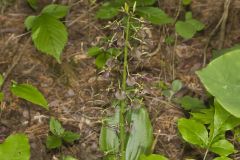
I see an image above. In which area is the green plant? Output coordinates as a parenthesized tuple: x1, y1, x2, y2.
(25, 3, 69, 63)
(139, 154, 168, 160)
(46, 117, 80, 149)
(0, 134, 30, 160)
(162, 79, 183, 101)
(61, 155, 78, 160)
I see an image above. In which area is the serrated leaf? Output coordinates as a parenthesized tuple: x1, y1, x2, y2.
(136, 7, 173, 25)
(95, 53, 111, 68)
(125, 107, 153, 160)
(87, 46, 101, 57)
(24, 16, 36, 31)
(178, 118, 208, 147)
(175, 21, 196, 39)
(62, 131, 80, 143)
(196, 50, 240, 118)
(210, 139, 235, 156)
(46, 135, 62, 149)
(27, 0, 37, 10)
(96, 3, 120, 20)
(99, 107, 119, 160)
(31, 14, 68, 63)
(11, 83, 48, 109)
(177, 96, 205, 110)
(49, 117, 65, 136)
(0, 134, 30, 160)
(139, 154, 168, 160)
(42, 4, 69, 19)
(171, 80, 182, 92)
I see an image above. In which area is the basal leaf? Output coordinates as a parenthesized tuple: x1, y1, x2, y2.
(139, 154, 168, 160)
(196, 50, 240, 117)
(0, 134, 30, 160)
(190, 107, 214, 124)
(186, 19, 204, 31)
(62, 131, 80, 143)
(175, 21, 196, 39)
(87, 46, 102, 57)
(171, 80, 182, 92)
(42, 4, 69, 19)
(95, 53, 111, 68)
(31, 14, 68, 63)
(11, 83, 48, 109)
(178, 118, 208, 147)
(96, 3, 120, 20)
(46, 135, 62, 149)
(49, 117, 65, 136)
(125, 107, 153, 160)
(177, 96, 205, 110)
(24, 16, 37, 31)
(136, 7, 174, 25)
(99, 107, 120, 160)
(210, 139, 235, 156)
(213, 157, 232, 160)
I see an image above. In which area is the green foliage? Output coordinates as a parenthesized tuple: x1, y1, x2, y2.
(197, 49, 240, 117)
(0, 74, 4, 101)
(175, 12, 204, 39)
(25, 4, 69, 63)
(88, 47, 120, 68)
(0, 134, 30, 160)
(162, 80, 183, 100)
(177, 96, 205, 110)
(178, 101, 240, 158)
(10, 82, 48, 109)
(182, 0, 192, 6)
(213, 157, 233, 160)
(139, 154, 168, 160)
(27, 0, 37, 10)
(125, 107, 153, 160)
(62, 156, 78, 160)
(46, 117, 80, 149)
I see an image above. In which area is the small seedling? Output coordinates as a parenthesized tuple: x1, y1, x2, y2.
(46, 117, 80, 149)
(162, 79, 183, 101)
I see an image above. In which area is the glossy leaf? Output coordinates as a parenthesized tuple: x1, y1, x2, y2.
(11, 83, 48, 109)
(46, 135, 62, 149)
(125, 107, 153, 160)
(178, 118, 208, 147)
(177, 96, 205, 110)
(31, 14, 68, 62)
(0, 134, 30, 160)
(42, 4, 69, 19)
(136, 7, 173, 25)
(210, 139, 235, 156)
(62, 131, 80, 143)
(99, 107, 120, 159)
(49, 117, 65, 136)
(139, 154, 168, 160)
(197, 50, 240, 117)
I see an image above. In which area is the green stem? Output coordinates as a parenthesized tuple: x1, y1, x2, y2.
(119, 15, 131, 160)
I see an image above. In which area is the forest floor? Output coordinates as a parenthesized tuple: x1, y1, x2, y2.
(0, 0, 240, 160)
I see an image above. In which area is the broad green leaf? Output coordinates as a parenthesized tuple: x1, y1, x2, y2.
(0, 134, 30, 160)
(175, 21, 196, 39)
(96, 3, 120, 19)
(42, 4, 69, 19)
(185, 12, 192, 20)
(49, 117, 65, 136)
(209, 102, 240, 143)
(125, 107, 153, 160)
(24, 16, 36, 31)
(139, 154, 168, 160)
(62, 156, 78, 160)
(182, 0, 192, 5)
(87, 46, 101, 57)
(99, 107, 119, 160)
(186, 19, 204, 31)
(31, 14, 68, 63)
(27, 0, 37, 10)
(210, 139, 235, 156)
(178, 118, 208, 147)
(213, 157, 232, 160)
(190, 107, 214, 124)
(62, 131, 80, 143)
(197, 50, 240, 117)
(130, 0, 156, 6)
(177, 96, 205, 110)
(11, 83, 48, 109)
(171, 80, 182, 92)
(46, 135, 62, 149)
(136, 7, 174, 25)
(212, 45, 240, 60)
(0, 74, 3, 87)
(95, 53, 111, 68)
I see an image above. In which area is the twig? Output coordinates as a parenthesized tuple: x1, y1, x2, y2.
(0, 37, 31, 91)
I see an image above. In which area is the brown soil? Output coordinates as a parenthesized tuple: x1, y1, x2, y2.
(0, 0, 240, 160)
